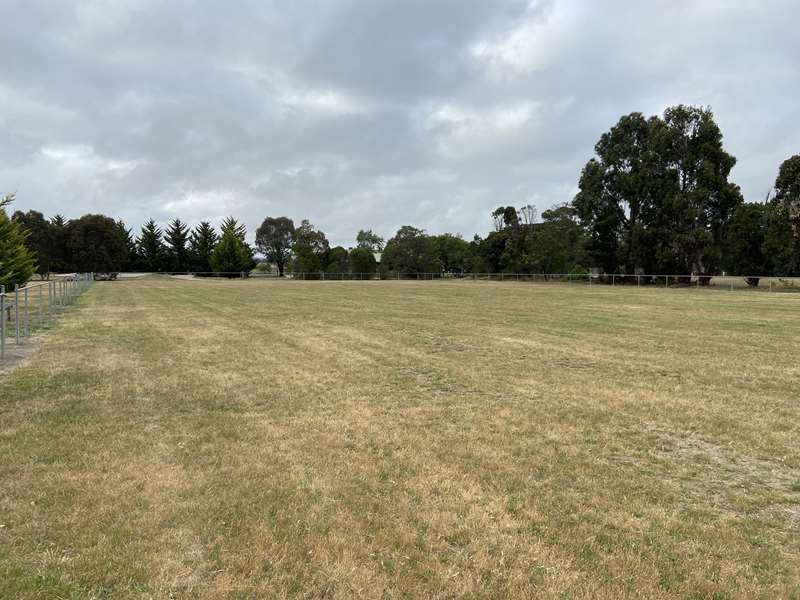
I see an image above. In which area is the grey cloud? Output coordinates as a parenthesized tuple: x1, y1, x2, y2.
(2, 0, 798, 247)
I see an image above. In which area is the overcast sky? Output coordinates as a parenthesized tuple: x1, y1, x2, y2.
(2, 0, 798, 246)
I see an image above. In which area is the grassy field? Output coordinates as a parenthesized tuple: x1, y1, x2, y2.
(1, 277, 799, 598)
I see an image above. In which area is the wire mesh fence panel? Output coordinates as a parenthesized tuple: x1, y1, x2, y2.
(0, 273, 94, 362)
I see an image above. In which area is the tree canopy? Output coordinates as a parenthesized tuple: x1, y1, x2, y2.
(137, 219, 166, 272)
(0, 194, 36, 288)
(381, 226, 440, 274)
(190, 221, 218, 272)
(65, 214, 127, 273)
(255, 217, 294, 276)
(165, 218, 191, 272)
(356, 229, 385, 252)
(292, 219, 329, 273)
(211, 219, 253, 274)
(574, 106, 742, 276)
(12, 209, 54, 278)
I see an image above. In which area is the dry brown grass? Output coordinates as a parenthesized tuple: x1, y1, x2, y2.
(1, 276, 799, 598)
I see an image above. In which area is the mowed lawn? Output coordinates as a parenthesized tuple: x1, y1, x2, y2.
(1, 278, 799, 599)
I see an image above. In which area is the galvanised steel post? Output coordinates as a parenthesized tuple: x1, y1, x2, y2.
(38, 283, 43, 324)
(24, 286, 29, 337)
(15, 284, 20, 345)
(1, 285, 5, 359)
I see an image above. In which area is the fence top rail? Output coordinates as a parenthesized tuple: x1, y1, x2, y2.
(19, 281, 51, 291)
(0, 274, 94, 295)
(109, 270, 800, 278)
(97, 271, 800, 284)
(285, 272, 798, 279)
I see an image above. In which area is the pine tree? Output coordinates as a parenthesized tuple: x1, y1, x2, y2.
(211, 217, 254, 275)
(137, 219, 165, 272)
(116, 220, 137, 271)
(50, 214, 69, 273)
(220, 217, 254, 268)
(0, 194, 36, 288)
(164, 218, 190, 272)
(220, 216, 247, 242)
(189, 221, 218, 272)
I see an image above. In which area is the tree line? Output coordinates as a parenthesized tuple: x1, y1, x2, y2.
(2, 104, 798, 288)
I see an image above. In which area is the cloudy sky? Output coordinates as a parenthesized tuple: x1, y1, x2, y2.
(2, 0, 798, 246)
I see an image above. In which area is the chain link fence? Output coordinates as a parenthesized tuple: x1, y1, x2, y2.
(0, 273, 94, 361)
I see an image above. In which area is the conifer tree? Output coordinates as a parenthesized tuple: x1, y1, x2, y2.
(220, 216, 247, 242)
(137, 219, 165, 272)
(165, 218, 190, 272)
(211, 217, 254, 274)
(50, 214, 69, 273)
(189, 221, 218, 272)
(116, 220, 137, 271)
(0, 194, 36, 288)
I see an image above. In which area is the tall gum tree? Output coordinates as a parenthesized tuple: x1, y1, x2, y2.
(573, 105, 742, 276)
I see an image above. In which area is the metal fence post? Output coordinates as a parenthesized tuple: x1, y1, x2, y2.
(14, 284, 20, 345)
(38, 283, 43, 324)
(1, 286, 5, 359)
(24, 286, 29, 337)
